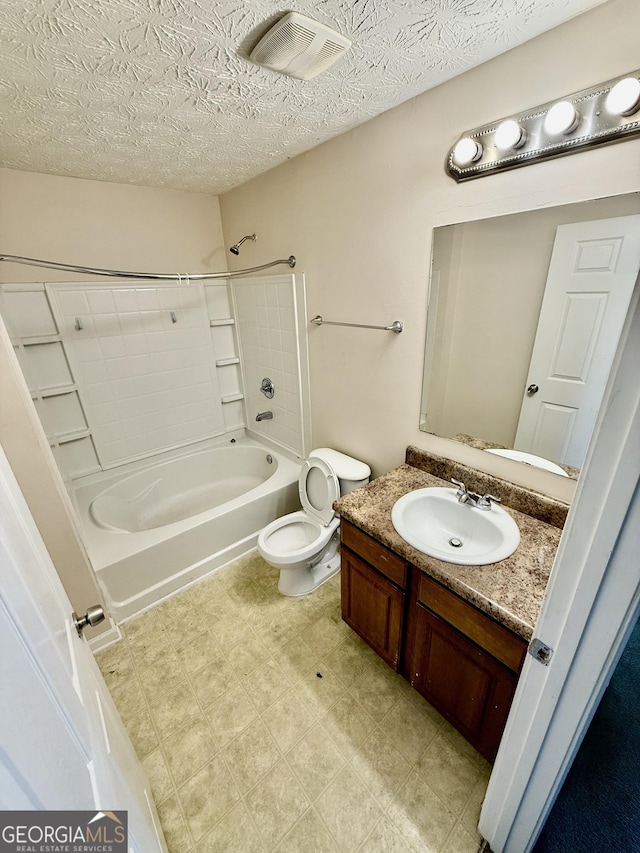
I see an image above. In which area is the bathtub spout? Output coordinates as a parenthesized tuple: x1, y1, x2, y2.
(256, 411, 273, 421)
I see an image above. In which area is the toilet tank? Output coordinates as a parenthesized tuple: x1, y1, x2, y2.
(309, 448, 371, 496)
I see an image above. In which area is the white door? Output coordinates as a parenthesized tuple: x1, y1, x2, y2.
(480, 250, 640, 853)
(514, 215, 640, 468)
(0, 445, 167, 852)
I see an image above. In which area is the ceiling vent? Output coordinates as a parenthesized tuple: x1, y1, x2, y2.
(250, 12, 351, 81)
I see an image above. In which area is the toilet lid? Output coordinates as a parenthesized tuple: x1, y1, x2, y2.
(299, 457, 340, 527)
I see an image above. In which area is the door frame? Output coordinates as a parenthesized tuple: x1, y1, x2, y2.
(479, 272, 640, 851)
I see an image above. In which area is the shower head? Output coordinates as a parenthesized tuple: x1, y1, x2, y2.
(229, 234, 256, 255)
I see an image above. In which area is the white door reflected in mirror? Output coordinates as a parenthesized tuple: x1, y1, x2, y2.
(514, 216, 640, 469)
(420, 195, 640, 476)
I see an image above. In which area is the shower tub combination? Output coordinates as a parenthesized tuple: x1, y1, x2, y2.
(73, 436, 301, 622)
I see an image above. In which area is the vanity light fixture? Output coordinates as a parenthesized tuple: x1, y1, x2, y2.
(605, 76, 640, 116)
(446, 69, 640, 181)
(452, 137, 483, 165)
(494, 119, 526, 151)
(543, 101, 580, 136)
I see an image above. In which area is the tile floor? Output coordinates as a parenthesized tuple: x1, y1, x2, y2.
(96, 551, 490, 853)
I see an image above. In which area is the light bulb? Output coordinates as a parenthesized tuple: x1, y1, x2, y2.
(494, 120, 526, 151)
(452, 137, 483, 166)
(543, 101, 580, 136)
(605, 77, 640, 116)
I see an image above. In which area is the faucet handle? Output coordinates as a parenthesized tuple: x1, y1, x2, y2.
(451, 478, 470, 503)
(478, 494, 501, 510)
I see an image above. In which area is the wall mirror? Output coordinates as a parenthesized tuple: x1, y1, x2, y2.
(420, 193, 640, 478)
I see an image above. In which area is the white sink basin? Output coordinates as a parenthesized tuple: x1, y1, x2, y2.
(391, 487, 520, 565)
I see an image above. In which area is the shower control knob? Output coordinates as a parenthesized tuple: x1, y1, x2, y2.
(260, 377, 275, 398)
(527, 384, 539, 395)
(72, 605, 106, 637)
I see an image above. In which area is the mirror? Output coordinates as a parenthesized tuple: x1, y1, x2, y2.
(420, 194, 640, 477)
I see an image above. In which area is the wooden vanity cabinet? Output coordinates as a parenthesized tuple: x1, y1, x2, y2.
(340, 520, 407, 670)
(409, 574, 527, 762)
(340, 520, 528, 763)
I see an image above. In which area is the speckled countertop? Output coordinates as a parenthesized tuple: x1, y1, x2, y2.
(335, 463, 563, 641)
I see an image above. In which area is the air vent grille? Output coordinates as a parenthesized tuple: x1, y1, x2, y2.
(303, 40, 348, 79)
(251, 21, 315, 70)
(250, 12, 351, 81)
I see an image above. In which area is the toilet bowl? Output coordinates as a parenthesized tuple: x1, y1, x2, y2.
(257, 448, 370, 596)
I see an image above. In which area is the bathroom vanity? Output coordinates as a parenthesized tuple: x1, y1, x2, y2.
(336, 447, 566, 762)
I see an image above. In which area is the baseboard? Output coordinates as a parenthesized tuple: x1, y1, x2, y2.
(88, 622, 122, 652)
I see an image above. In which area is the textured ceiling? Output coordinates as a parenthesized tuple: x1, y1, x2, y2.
(0, 0, 605, 195)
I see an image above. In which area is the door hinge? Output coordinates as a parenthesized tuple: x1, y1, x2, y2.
(528, 637, 554, 665)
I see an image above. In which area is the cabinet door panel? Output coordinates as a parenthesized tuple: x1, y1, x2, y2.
(341, 548, 404, 670)
(423, 621, 492, 736)
(411, 604, 518, 762)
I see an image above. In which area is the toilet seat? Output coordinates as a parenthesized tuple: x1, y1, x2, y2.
(257, 511, 339, 566)
(258, 457, 341, 571)
(299, 456, 340, 526)
(257, 448, 368, 596)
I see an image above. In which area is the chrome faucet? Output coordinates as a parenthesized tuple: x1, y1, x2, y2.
(451, 478, 473, 504)
(451, 478, 501, 511)
(256, 411, 273, 421)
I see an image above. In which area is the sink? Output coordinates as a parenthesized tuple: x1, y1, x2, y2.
(391, 487, 520, 565)
(485, 448, 568, 477)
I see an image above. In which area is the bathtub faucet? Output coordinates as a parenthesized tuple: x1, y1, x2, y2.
(256, 411, 273, 421)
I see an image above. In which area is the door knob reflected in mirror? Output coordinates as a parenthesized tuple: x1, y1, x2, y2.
(527, 384, 539, 395)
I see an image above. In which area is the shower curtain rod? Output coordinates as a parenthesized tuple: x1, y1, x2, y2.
(0, 253, 296, 281)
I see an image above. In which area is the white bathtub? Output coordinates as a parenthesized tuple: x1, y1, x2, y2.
(73, 436, 301, 622)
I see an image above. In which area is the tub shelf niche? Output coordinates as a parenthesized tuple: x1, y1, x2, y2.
(54, 427, 93, 445)
(1, 284, 100, 480)
(31, 383, 78, 400)
(221, 394, 244, 432)
(206, 282, 245, 430)
(19, 333, 63, 346)
(50, 432, 101, 480)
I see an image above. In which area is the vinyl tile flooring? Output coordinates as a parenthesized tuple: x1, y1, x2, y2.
(95, 552, 490, 853)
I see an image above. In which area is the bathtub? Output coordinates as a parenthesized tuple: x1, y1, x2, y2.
(72, 436, 301, 622)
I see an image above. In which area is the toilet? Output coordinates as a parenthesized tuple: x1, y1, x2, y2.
(257, 448, 370, 596)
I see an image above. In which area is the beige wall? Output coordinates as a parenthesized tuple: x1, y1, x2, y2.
(220, 0, 640, 502)
(430, 194, 640, 446)
(0, 168, 225, 283)
(0, 169, 224, 632)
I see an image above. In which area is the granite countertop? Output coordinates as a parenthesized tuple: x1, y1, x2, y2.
(335, 463, 562, 641)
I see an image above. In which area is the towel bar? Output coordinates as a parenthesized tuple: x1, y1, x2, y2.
(311, 315, 403, 334)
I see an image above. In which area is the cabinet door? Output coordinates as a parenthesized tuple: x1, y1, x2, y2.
(341, 548, 404, 670)
(411, 604, 518, 762)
